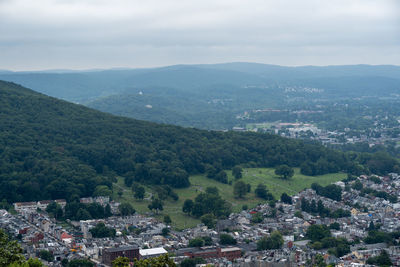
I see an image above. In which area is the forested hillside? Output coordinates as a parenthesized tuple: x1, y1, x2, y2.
(0, 81, 397, 203)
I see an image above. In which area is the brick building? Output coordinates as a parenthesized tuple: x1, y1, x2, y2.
(219, 247, 242, 261)
(102, 245, 139, 266)
(184, 246, 242, 261)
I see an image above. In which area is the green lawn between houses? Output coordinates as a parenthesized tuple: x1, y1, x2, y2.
(113, 168, 345, 230)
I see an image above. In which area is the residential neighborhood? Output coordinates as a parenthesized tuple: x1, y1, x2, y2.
(2, 172, 400, 266)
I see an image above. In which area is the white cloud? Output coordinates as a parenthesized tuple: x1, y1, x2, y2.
(0, 0, 398, 70)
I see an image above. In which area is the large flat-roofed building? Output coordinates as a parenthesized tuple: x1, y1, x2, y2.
(219, 247, 242, 261)
(14, 199, 66, 212)
(184, 246, 242, 261)
(102, 245, 139, 266)
(14, 202, 37, 212)
(139, 247, 168, 259)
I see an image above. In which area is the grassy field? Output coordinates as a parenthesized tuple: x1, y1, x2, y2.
(246, 122, 274, 130)
(113, 168, 345, 230)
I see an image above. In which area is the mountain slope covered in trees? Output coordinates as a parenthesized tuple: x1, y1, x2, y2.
(0, 81, 397, 203)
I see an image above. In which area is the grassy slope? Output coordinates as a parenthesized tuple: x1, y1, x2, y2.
(113, 168, 345, 229)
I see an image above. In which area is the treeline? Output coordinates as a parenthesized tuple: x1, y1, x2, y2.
(0, 81, 398, 203)
(364, 230, 400, 245)
(300, 199, 350, 218)
(306, 224, 350, 257)
(46, 201, 113, 221)
(350, 178, 397, 203)
(360, 188, 397, 203)
(182, 187, 231, 219)
(311, 183, 342, 201)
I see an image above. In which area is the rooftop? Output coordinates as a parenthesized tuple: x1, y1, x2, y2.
(104, 245, 139, 253)
(139, 247, 167, 256)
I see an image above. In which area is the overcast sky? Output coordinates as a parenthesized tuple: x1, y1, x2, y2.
(0, 0, 399, 70)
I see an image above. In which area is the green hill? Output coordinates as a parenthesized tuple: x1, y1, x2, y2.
(0, 81, 397, 204)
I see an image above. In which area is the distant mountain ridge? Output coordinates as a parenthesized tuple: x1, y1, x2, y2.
(0, 63, 399, 129)
(1, 63, 399, 101)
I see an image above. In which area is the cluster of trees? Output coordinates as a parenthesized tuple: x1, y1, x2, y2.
(363, 230, 400, 245)
(39, 250, 53, 262)
(47, 201, 112, 221)
(153, 185, 179, 201)
(182, 187, 231, 220)
(89, 222, 116, 238)
(0, 229, 45, 266)
(206, 166, 228, 184)
(306, 224, 332, 242)
(1, 81, 385, 204)
(360, 187, 397, 203)
(300, 198, 350, 218)
(188, 236, 213, 247)
(366, 250, 392, 266)
(233, 181, 251, 199)
(257, 231, 284, 250)
(200, 213, 216, 228)
(47, 200, 136, 220)
(351, 180, 363, 191)
(311, 237, 350, 258)
(311, 183, 342, 201)
(45, 202, 64, 219)
(180, 257, 206, 267)
(368, 176, 382, 184)
(254, 184, 274, 200)
(300, 159, 342, 176)
(251, 212, 264, 223)
(63, 259, 94, 267)
(358, 151, 400, 176)
(348, 178, 397, 202)
(111, 254, 176, 267)
(219, 234, 237, 245)
(232, 166, 243, 179)
(119, 203, 136, 216)
(329, 222, 340, 230)
(148, 198, 163, 213)
(132, 183, 145, 200)
(306, 224, 350, 257)
(280, 193, 292, 204)
(275, 165, 294, 179)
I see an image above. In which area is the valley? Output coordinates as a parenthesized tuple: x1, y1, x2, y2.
(0, 66, 399, 266)
(2, 0, 399, 265)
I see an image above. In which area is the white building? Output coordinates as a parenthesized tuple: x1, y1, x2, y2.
(139, 247, 168, 259)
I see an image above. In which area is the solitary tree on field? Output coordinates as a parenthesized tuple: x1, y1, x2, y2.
(133, 185, 145, 200)
(182, 199, 194, 214)
(232, 166, 243, 179)
(148, 198, 163, 213)
(275, 165, 294, 179)
(233, 181, 247, 199)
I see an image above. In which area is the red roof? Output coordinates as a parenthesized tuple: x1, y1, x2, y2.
(61, 232, 73, 239)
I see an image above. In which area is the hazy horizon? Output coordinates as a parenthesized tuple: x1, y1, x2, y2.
(2, 62, 400, 73)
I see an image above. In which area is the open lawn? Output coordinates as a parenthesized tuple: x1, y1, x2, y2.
(113, 168, 345, 230)
(246, 122, 274, 130)
(112, 177, 201, 230)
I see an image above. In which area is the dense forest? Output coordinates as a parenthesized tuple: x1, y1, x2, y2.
(0, 81, 398, 203)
